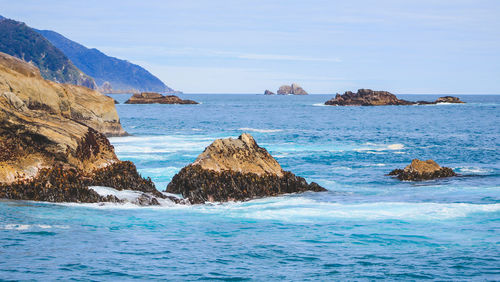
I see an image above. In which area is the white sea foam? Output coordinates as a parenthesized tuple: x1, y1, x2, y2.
(200, 198, 500, 222)
(312, 103, 328, 107)
(88, 186, 180, 208)
(455, 166, 493, 174)
(355, 143, 405, 153)
(238, 128, 283, 133)
(2, 224, 69, 230)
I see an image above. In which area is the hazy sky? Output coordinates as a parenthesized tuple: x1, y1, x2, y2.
(1, 0, 499, 93)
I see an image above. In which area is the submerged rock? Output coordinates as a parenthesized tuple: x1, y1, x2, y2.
(389, 159, 456, 181)
(277, 83, 308, 95)
(124, 92, 198, 104)
(264, 90, 275, 95)
(166, 133, 326, 204)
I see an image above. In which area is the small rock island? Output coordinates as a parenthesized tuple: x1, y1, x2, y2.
(125, 92, 198, 104)
(166, 133, 326, 204)
(264, 83, 308, 95)
(389, 159, 457, 181)
(324, 89, 465, 106)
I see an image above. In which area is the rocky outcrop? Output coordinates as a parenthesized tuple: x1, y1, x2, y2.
(389, 159, 456, 181)
(325, 89, 414, 106)
(0, 52, 172, 205)
(277, 83, 308, 95)
(264, 90, 275, 95)
(166, 133, 326, 204)
(124, 92, 198, 104)
(0, 52, 126, 136)
(325, 89, 465, 106)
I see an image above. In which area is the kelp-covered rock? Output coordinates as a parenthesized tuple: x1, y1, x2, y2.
(124, 92, 198, 104)
(389, 159, 456, 181)
(324, 89, 465, 106)
(325, 89, 414, 106)
(166, 133, 325, 204)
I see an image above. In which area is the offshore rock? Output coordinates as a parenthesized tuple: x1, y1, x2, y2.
(324, 89, 465, 106)
(124, 92, 198, 104)
(389, 159, 456, 181)
(264, 90, 275, 95)
(325, 89, 414, 106)
(166, 133, 326, 204)
(277, 83, 308, 95)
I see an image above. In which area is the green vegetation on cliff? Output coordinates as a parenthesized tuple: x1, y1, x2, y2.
(36, 29, 176, 93)
(0, 17, 96, 89)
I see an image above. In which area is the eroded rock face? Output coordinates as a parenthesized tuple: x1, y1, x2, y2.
(166, 133, 326, 204)
(325, 89, 414, 106)
(277, 83, 308, 95)
(124, 92, 198, 104)
(264, 90, 275, 95)
(389, 159, 456, 181)
(0, 52, 126, 136)
(0, 52, 164, 205)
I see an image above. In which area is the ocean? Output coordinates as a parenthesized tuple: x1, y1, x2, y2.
(1, 94, 499, 280)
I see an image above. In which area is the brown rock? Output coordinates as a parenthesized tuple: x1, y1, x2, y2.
(325, 89, 414, 106)
(124, 92, 198, 104)
(434, 96, 465, 104)
(0, 52, 126, 136)
(166, 133, 326, 204)
(389, 159, 457, 181)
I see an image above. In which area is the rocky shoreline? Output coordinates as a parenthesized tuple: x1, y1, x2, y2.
(325, 89, 465, 106)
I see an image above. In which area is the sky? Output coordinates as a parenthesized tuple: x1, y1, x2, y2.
(1, 0, 499, 94)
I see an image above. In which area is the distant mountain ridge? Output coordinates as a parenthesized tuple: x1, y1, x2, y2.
(0, 17, 96, 89)
(36, 29, 176, 93)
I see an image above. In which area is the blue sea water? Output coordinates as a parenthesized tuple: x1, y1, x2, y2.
(1, 94, 499, 280)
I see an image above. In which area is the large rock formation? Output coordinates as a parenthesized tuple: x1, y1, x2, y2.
(0, 52, 169, 204)
(325, 89, 414, 106)
(166, 133, 326, 204)
(277, 83, 308, 95)
(325, 89, 465, 106)
(125, 92, 198, 104)
(0, 52, 126, 136)
(389, 159, 456, 181)
(0, 17, 97, 89)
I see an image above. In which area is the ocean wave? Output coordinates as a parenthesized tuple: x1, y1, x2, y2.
(312, 103, 328, 107)
(355, 143, 405, 152)
(203, 198, 500, 222)
(455, 166, 493, 175)
(2, 224, 69, 230)
(238, 128, 283, 133)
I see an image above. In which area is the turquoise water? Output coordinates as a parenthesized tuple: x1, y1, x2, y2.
(1, 94, 499, 280)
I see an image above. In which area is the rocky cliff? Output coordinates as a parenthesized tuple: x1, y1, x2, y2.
(389, 159, 456, 181)
(124, 92, 198, 104)
(277, 83, 308, 95)
(0, 17, 97, 89)
(0, 52, 126, 136)
(0, 52, 165, 204)
(166, 133, 325, 204)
